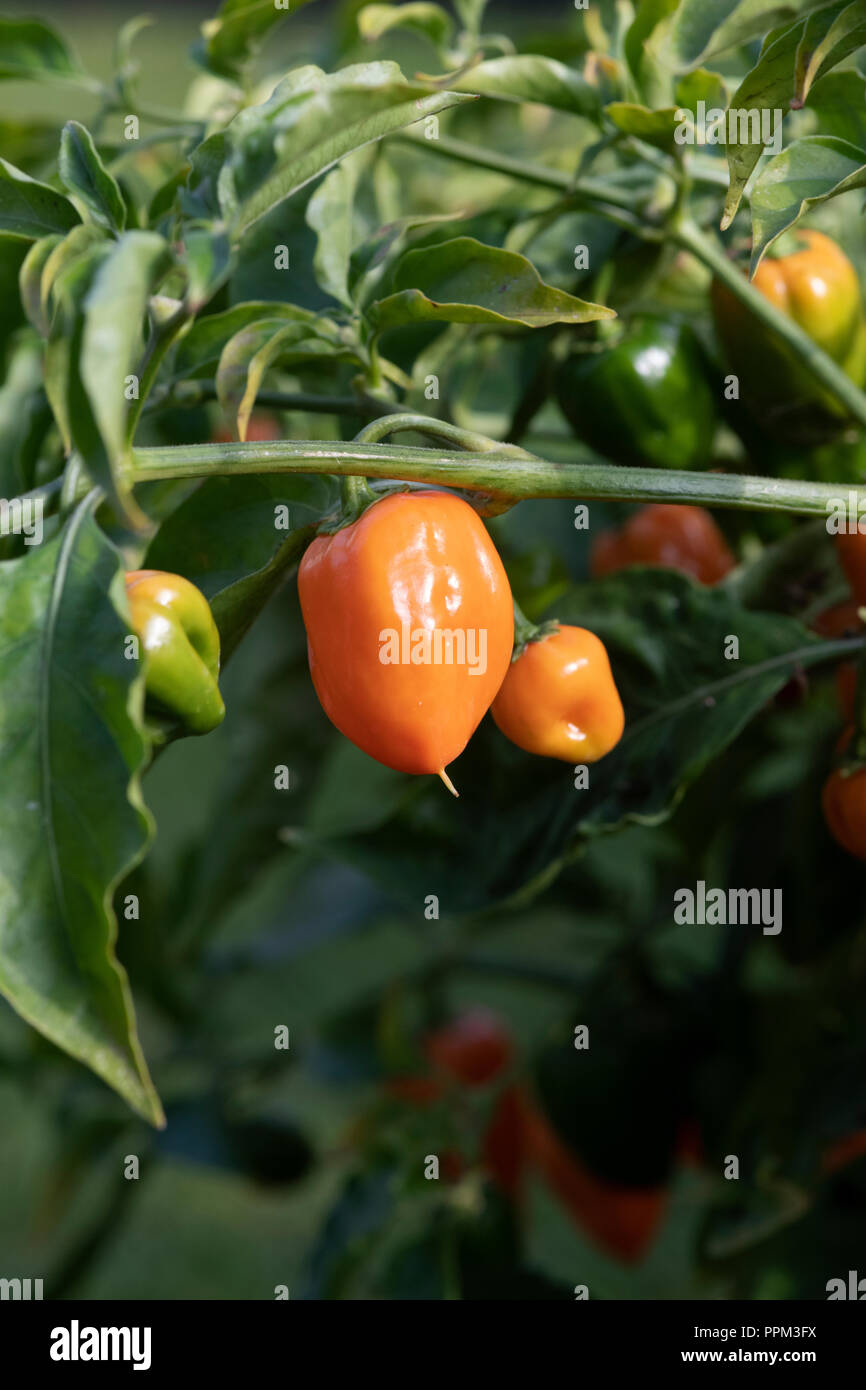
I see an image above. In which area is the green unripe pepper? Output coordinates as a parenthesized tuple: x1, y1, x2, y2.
(555, 316, 717, 470)
(125, 569, 225, 735)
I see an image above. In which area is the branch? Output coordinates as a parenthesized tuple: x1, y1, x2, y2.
(129, 437, 866, 519)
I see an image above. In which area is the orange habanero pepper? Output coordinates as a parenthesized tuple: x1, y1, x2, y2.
(298, 491, 513, 786)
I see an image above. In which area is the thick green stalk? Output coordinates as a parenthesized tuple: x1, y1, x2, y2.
(129, 438, 866, 519)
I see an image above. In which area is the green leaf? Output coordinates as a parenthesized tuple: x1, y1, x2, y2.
(43, 236, 112, 455)
(0, 336, 46, 496)
(221, 62, 476, 237)
(193, 0, 307, 81)
(806, 67, 866, 145)
(306, 150, 373, 309)
(76, 232, 172, 527)
(18, 234, 62, 337)
(0, 498, 162, 1124)
(605, 102, 681, 148)
(623, 0, 680, 109)
(750, 134, 866, 269)
(145, 473, 337, 663)
(0, 158, 80, 241)
(358, 3, 455, 48)
(669, 0, 835, 68)
(453, 0, 489, 32)
(369, 236, 615, 330)
(449, 55, 599, 118)
(181, 224, 233, 308)
(214, 313, 347, 438)
(675, 67, 729, 113)
(172, 301, 327, 381)
(555, 572, 827, 837)
(0, 17, 81, 80)
(721, 12, 838, 228)
(348, 210, 463, 308)
(59, 121, 126, 234)
(793, 0, 866, 104)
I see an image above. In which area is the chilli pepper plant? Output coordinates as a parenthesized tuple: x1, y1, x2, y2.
(3, 0, 866, 1303)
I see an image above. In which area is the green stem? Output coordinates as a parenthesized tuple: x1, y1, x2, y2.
(512, 598, 538, 647)
(128, 437, 866, 519)
(128, 304, 193, 444)
(354, 411, 532, 457)
(339, 473, 378, 523)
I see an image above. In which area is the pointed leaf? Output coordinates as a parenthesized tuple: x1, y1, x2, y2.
(669, 0, 834, 69)
(0, 157, 80, 240)
(750, 134, 866, 269)
(720, 13, 836, 228)
(78, 231, 173, 524)
(222, 62, 476, 236)
(59, 121, 126, 234)
(172, 300, 330, 381)
(369, 236, 615, 330)
(358, 3, 455, 47)
(449, 55, 599, 117)
(215, 316, 354, 437)
(306, 151, 372, 309)
(193, 0, 311, 81)
(0, 498, 162, 1124)
(794, 0, 866, 104)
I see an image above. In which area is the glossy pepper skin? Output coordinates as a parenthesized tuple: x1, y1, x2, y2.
(492, 624, 624, 763)
(822, 765, 866, 860)
(555, 316, 716, 470)
(591, 504, 734, 586)
(298, 491, 513, 778)
(125, 570, 225, 735)
(711, 230, 866, 438)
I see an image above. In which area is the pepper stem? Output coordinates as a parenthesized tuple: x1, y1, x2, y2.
(511, 599, 559, 659)
(438, 769, 459, 797)
(339, 473, 378, 525)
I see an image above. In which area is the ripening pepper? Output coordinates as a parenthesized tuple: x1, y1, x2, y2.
(590, 504, 734, 586)
(822, 763, 866, 860)
(492, 622, 624, 763)
(298, 490, 514, 786)
(555, 316, 717, 470)
(711, 229, 866, 440)
(125, 569, 225, 735)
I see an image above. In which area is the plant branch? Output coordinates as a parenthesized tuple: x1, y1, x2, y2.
(129, 436, 866, 519)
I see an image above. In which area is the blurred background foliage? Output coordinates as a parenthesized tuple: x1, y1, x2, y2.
(1, 0, 865, 1301)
